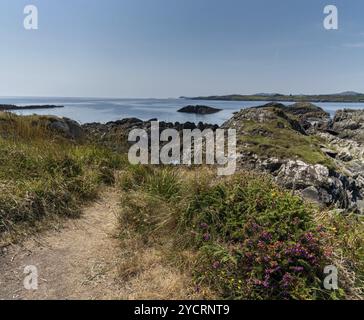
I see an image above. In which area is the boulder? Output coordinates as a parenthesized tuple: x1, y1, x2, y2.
(330, 109, 364, 142)
(277, 160, 331, 191)
(357, 200, 364, 215)
(301, 186, 321, 204)
(275, 159, 363, 212)
(48, 117, 84, 140)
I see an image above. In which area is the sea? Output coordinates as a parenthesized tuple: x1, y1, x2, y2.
(2, 96, 364, 125)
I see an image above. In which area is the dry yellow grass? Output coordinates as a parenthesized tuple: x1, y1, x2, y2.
(116, 227, 212, 300)
(117, 166, 218, 300)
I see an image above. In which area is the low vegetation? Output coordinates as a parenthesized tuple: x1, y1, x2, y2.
(0, 113, 124, 245)
(119, 165, 363, 300)
(239, 119, 332, 166)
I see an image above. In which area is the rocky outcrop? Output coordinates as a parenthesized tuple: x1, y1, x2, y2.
(82, 118, 219, 152)
(233, 153, 362, 212)
(178, 105, 222, 114)
(284, 102, 330, 132)
(315, 110, 364, 213)
(252, 102, 330, 132)
(225, 102, 308, 135)
(222, 103, 364, 214)
(47, 117, 84, 140)
(284, 102, 329, 119)
(329, 109, 364, 142)
(0, 114, 84, 140)
(276, 160, 359, 211)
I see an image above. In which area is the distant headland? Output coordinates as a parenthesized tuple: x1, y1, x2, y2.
(185, 91, 364, 103)
(0, 104, 64, 111)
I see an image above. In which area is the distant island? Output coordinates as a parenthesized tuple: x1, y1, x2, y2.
(186, 91, 364, 103)
(0, 104, 64, 111)
(177, 105, 222, 114)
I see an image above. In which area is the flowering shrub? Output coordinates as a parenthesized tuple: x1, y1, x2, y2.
(182, 173, 338, 299)
(120, 167, 351, 299)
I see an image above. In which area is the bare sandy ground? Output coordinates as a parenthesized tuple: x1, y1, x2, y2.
(0, 188, 194, 300)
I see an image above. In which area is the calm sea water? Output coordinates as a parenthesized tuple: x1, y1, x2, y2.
(2, 96, 364, 125)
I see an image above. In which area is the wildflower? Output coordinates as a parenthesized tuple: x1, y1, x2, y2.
(257, 240, 266, 249)
(252, 279, 263, 286)
(203, 233, 211, 241)
(260, 231, 272, 242)
(251, 223, 260, 231)
(212, 261, 220, 269)
(302, 232, 314, 243)
(290, 266, 304, 273)
(200, 222, 209, 229)
(282, 273, 294, 288)
(285, 243, 309, 259)
(246, 239, 254, 247)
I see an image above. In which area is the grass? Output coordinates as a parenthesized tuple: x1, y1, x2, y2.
(0, 112, 125, 246)
(237, 118, 334, 168)
(315, 211, 364, 299)
(118, 165, 363, 300)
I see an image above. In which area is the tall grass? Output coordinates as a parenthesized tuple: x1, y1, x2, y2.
(0, 113, 125, 245)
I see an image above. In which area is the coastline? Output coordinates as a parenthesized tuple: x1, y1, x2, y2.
(0, 104, 64, 111)
(189, 93, 364, 103)
(3, 97, 364, 126)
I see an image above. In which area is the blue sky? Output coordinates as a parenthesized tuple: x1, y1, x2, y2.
(0, 0, 364, 98)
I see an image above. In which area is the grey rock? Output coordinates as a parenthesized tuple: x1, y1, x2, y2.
(48, 118, 84, 140)
(331, 109, 364, 142)
(320, 147, 338, 159)
(357, 200, 364, 214)
(337, 151, 353, 162)
(223, 105, 364, 213)
(301, 186, 321, 204)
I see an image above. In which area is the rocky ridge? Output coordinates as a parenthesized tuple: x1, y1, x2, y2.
(82, 118, 219, 152)
(222, 103, 364, 213)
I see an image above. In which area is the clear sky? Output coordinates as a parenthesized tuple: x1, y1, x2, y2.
(1, 0, 364, 98)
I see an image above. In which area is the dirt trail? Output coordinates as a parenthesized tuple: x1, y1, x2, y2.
(0, 188, 194, 300)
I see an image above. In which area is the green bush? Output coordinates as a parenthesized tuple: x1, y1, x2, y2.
(119, 167, 351, 300)
(180, 173, 338, 299)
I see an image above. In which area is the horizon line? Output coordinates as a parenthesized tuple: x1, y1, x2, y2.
(1, 90, 364, 101)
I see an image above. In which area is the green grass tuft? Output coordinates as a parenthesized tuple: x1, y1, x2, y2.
(0, 114, 125, 244)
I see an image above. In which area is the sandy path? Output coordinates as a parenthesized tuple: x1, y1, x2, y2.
(0, 188, 124, 300)
(0, 188, 196, 300)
